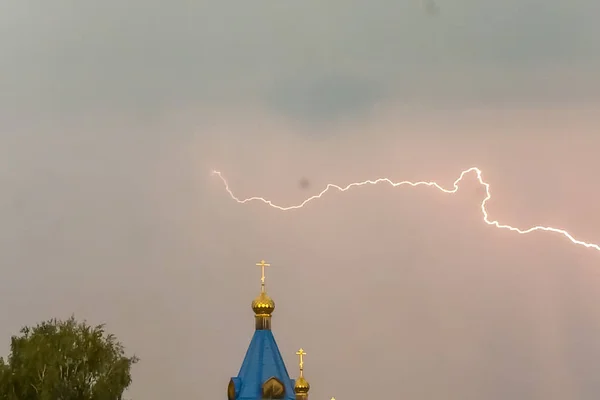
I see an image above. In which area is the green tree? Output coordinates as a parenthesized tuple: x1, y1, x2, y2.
(0, 316, 138, 400)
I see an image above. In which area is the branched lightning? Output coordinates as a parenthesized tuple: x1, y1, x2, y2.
(211, 167, 599, 252)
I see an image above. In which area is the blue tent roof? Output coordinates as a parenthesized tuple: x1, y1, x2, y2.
(233, 329, 296, 400)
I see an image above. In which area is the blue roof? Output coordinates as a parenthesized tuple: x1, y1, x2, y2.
(233, 329, 296, 400)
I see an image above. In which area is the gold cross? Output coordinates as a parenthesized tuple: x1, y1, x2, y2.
(296, 348, 306, 376)
(256, 260, 270, 292)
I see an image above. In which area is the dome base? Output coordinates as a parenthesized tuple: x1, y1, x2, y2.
(255, 315, 272, 330)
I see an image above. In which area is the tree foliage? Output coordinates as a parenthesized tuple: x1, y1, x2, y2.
(0, 316, 138, 400)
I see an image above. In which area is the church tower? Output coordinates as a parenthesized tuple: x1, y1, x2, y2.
(227, 260, 299, 400)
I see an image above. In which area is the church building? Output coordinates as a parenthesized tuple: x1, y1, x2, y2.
(227, 260, 321, 400)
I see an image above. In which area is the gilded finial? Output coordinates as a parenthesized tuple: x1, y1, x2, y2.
(296, 348, 306, 377)
(294, 348, 310, 395)
(256, 259, 270, 293)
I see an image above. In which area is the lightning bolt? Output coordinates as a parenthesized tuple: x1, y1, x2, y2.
(211, 167, 600, 252)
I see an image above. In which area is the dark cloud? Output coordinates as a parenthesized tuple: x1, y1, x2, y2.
(423, 0, 440, 16)
(265, 74, 384, 123)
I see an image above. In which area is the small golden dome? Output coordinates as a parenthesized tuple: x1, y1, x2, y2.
(294, 376, 310, 394)
(252, 291, 275, 315)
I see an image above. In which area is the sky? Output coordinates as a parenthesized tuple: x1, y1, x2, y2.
(1, 1, 600, 399)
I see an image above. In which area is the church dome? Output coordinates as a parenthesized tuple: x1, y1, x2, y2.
(294, 376, 310, 394)
(252, 292, 275, 315)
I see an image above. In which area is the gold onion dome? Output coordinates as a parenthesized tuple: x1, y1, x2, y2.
(294, 376, 310, 394)
(294, 348, 310, 394)
(252, 291, 275, 315)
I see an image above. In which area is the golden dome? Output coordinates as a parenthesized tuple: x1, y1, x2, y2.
(252, 291, 275, 315)
(294, 376, 310, 394)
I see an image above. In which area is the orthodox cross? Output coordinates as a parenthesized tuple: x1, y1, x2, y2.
(296, 348, 306, 377)
(256, 260, 270, 292)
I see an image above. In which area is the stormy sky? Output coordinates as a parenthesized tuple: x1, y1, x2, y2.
(1, 1, 600, 399)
